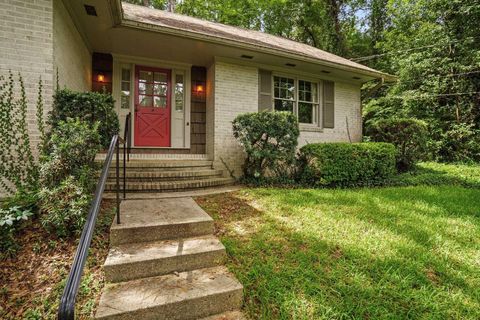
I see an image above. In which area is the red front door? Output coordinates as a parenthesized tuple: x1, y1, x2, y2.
(134, 66, 171, 147)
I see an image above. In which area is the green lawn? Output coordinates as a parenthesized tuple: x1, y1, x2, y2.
(196, 163, 480, 319)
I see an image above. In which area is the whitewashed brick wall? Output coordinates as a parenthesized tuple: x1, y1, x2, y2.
(53, 0, 91, 92)
(298, 81, 362, 146)
(0, 0, 55, 145)
(211, 62, 363, 178)
(212, 62, 258, 178)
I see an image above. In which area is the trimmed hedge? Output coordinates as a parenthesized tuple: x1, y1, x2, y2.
(298, 142, 397, 187)
(366, 118, 428, 171)
(49, 89, 119, 148)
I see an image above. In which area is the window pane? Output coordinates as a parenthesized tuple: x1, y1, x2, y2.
(299, 102, 314, 123)
(312, 83, 318, 103)
(274, 99, 293, 112)
(121, 81, 130, 91)
(154, 84, 167, 96)
(139, 95, 152, 107)
(175, 74, 184, 112)
(154, 96, 166, 108)
(121, 93, 130, 109)
(122, 69, 130, 81)
(139, 71, 153, 83)
(175, 100, 183, 111)
(154, 72, 167, 83)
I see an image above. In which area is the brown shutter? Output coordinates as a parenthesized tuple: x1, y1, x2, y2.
(323, 81, 335, 128)
(258, 70, 272, 112)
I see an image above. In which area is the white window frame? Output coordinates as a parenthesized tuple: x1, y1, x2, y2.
(272, 73, 322, 127)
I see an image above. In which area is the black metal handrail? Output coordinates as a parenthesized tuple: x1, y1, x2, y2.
(58, 135, 122, 320)
(122, 112, 132, 199)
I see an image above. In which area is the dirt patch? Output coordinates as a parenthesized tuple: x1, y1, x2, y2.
(0, 201, 115, 319)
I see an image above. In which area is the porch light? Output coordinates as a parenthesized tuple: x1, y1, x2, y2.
(97, 73, 105, 82)
(195, 84, 204, 93)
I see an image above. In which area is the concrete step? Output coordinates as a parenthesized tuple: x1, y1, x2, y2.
(200, 311, 247, 320)
(111, 198, 214, 245)
(107, 159, 213, 169)
(106, 169, 224, 182)
(95, 266, 243, 320)
(105, 235, 226, 283)
(105, 177, 235, 193)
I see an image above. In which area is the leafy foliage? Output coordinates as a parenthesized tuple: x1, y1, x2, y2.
(366, 118, 429, 171)
(49, 89, 119, 148)
(437, 123, 480, 163)
(0, 206, 34, 257)
(39, 176, 92, 238)
(0, 72, 46, 194)
(232, 111, 299, 180)
(38, 119, 101, 237)
(298, 142, 397, 187)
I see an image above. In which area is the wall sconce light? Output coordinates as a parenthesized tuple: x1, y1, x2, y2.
(195, 83, 204, 93)
(97, 73, 105, 83)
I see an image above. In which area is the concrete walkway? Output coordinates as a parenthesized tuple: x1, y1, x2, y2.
(95, 197, 245, 320)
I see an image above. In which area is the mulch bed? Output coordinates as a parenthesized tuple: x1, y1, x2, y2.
(0, 201, 114, 319)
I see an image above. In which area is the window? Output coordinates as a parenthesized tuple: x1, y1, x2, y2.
(174, 74, 184, 112)
(120, 68, 131, 109)
(273, 76, 319, 124)
(274, 76, 295, 112)
(298, 80, 319, 124)
(138, 70, 168, 108)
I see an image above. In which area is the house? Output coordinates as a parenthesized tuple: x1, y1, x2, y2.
(0, 0, 394, 184)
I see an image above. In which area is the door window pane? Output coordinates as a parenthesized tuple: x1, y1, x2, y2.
(175, 74, 184, 112)
(154, 96, 166, 108)
(121, 67, 131, 109)
(139, 70, 153, 83)
(139, 95, 152, 107)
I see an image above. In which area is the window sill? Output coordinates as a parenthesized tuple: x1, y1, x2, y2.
(299, 124, 323, 132)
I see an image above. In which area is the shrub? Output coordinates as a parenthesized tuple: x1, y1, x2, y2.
(38, 176, 91, 237)
(39, 119, 101, 237)
(232, 111, 300, 180)
(40, 118, 101, 190)
(438, 123, 480, 163)
(0, 206, 34, 257)
(49, 89, 119, 148)
(298, 142, 397, 187)
(366, 118, 428, 171)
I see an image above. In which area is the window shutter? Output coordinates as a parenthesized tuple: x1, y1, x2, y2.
(323, 81, 335, 128)
(258, 70, 272, 111)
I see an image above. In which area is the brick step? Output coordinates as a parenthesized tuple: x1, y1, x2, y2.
(111, 198, 214, 245)
(200, 311, 247, 320)
(106, 169, 224, 182)
(95, 266, 243, 320)
(106, 159, 213, 169)
(104, 235, 226, 283)
(105, 177, 234, 193)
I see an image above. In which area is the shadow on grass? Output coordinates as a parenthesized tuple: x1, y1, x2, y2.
(196, 189, 480, 320)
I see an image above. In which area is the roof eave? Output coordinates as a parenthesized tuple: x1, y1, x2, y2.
(112, 2, 396, 82)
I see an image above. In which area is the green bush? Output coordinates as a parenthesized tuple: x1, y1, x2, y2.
(39, 176, 92, 237)
(49, 89, 119, 148)
(40, 118, 101, 190)
(298, 142, 397, 187)
(0, 206, 34, 257)
(232, 111, 300, 180)
(438, 123, 480, 163)
(39, 119, 101, 237)
(366, 118, 428, 171)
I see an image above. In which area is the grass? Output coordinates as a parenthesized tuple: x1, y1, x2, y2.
(196, 162, 480, 319)
(0, 201, 115, 320)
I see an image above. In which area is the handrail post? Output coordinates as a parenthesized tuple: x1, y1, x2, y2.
(123, 142, 126, 199)
(116, 138, 120, 225)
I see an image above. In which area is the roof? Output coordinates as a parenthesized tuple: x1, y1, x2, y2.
(120, 2, 392, 80)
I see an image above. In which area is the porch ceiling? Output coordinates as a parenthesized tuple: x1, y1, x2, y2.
(65, 1, 379, 83)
